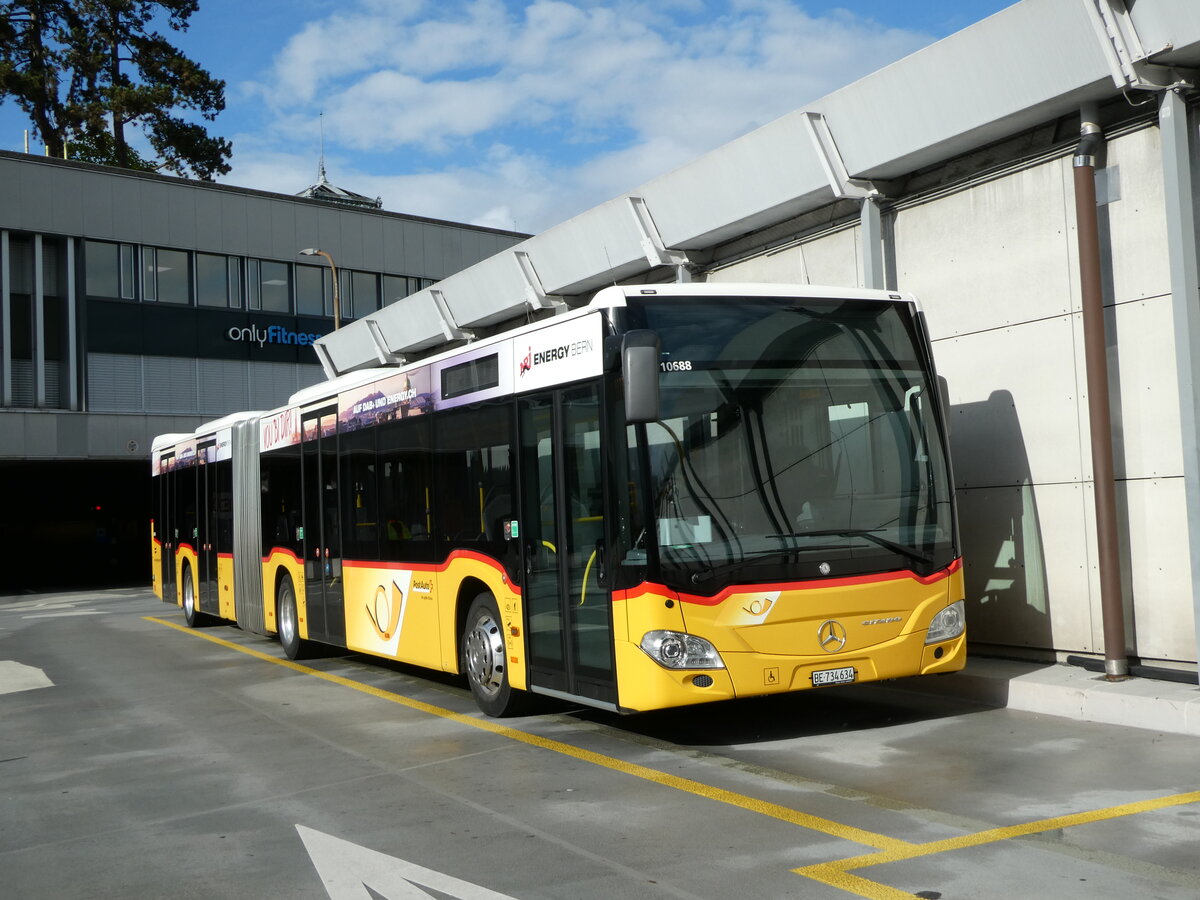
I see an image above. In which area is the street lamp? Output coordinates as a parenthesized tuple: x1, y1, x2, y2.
(299, 248, 341, 331)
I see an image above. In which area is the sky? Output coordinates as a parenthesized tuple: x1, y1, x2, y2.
(0, 0, 1016, 234)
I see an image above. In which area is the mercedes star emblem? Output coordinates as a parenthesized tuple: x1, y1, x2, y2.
(818, 619, 848, 652)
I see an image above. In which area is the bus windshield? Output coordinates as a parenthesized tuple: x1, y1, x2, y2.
(628, 296, 955, 587)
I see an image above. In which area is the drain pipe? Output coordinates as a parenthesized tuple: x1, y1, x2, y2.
(1073, 104, 1129, 680)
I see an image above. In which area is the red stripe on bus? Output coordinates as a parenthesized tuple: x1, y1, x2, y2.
(615, 558, 962, 606)
(261, 547, 303, 565)
(342, 549, 505, 575)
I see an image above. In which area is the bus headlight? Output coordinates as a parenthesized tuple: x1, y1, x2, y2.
(925, 600, 965, 644)
(639, 631, 725, 669)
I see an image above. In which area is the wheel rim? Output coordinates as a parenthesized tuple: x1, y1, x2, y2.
(465, 610, 505, 698)
(183, 572, 194, 617)
(279, 590, 296, 646)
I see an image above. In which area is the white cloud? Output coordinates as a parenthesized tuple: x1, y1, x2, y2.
(228, 0, 935, 231)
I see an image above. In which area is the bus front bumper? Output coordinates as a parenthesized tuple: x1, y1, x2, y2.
(614, 630, 966, 713)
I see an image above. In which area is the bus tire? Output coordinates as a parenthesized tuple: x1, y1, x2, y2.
(462, 592, 529, 717)
(182, 564, 204, 628)
(277, 573, 312, 660)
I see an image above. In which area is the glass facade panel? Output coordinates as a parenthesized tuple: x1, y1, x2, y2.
(120, 244, 136, 299)
(259, 260, 290, 313)
(351, 270, 379, 317)
(8, 237, 32, 348)
(85, 240, 119, 297)
(227, 257, 242, 308)
(246, 259, 260, 310)
(41, 241, 60, 296)
(156, 248, 190, 304)
(296, 264, 324, 316)
(382, 275, 407, 307)
(196, 253, 229, 307)
(7, 237, 33, 406)
(143, 248, 156, 300)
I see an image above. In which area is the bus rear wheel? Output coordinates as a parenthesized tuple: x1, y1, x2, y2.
(277, 573, 312, 660)
(462, 592, 529, 717)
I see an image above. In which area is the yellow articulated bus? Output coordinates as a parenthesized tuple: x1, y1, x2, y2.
(151, 283, 965, 716)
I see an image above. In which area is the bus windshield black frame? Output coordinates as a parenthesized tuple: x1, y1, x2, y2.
(622, 295, 956, 592)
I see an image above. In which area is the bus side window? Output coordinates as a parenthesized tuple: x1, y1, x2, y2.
(378, 414, 435, 564)
(432, 403, 514, 563)
(341, 426, 379, 562)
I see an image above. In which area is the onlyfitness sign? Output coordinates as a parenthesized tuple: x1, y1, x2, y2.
(226, 323, 324, 348)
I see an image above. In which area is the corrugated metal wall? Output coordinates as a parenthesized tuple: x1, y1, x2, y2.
(87, 354, 324, 416)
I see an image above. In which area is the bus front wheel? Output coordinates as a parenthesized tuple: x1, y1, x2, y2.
(182, 565, 204, 628)
(462, 592, 529, 717)
(277, 574, 312, 660)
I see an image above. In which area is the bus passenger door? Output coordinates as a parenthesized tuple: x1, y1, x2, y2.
(197, 442, 219, 615)
(518, 384, 616, 706)
(302, 407, 345, 645)
(160, 454, 176, 603)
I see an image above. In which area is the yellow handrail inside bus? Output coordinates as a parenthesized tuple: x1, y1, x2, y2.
(579, 548, 598, 606)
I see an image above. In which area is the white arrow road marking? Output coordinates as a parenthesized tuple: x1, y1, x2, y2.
(0, 661, 53, 695)
(297, 825, 520, 900)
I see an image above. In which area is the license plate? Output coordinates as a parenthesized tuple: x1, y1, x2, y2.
(812, 666, 856, 687)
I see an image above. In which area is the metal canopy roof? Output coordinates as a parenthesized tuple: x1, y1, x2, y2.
(314, 0, 1200, 378)
(296, 161, 383, 211)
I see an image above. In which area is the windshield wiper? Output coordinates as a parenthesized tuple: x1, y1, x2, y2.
(685, 547, 811, 585)
(684, 530, 935, 587)
(768, 529, 934, 567)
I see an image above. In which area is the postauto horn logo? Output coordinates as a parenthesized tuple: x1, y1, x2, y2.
(226, 324, 324, 348)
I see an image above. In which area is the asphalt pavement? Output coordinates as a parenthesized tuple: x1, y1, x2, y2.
(2, 587, 1198, 899)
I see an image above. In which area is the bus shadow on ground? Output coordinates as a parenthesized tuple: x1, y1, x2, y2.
(573, 681, 999, 747)
(321, 648, 998, 748)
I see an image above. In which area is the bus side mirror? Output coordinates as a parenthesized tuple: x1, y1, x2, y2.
(622, 330, 661, 424)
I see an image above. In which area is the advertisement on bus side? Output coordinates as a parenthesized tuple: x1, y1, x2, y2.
(514, 314, 603, 391)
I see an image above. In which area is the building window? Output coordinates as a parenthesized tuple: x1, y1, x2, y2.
(350, 270, 379, 318)
(84, 240, 137, 299)
(228, 257, 243, 308)
(145, 247, 191, 304)
(296, 264, 325, 316)
(197, 253, 232, 308)
(259, 260, 291, 313)
(383, 274, 428, 307)
(121, 244, 136, 298)
(7, 236, 33, 406)
(194, 253, 243, 308)
(246, 259, 260, 309)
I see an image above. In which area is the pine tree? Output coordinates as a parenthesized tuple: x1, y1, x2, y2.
(0, 0, 231, 179)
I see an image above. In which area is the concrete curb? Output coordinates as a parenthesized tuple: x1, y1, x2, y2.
(894, 657, 1200, 737)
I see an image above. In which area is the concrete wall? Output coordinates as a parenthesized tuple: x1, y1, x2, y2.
(0, 410, 204, 460)
(705, 122, 1196, 666)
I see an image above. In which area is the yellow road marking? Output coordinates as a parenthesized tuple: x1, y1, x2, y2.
(147, 615, 1200, 899)
(145, 616, 907, 852)
(794, 790, 1200, 899)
